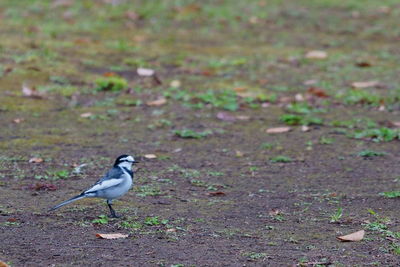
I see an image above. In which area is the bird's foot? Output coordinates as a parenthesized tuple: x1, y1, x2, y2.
(108, 212, 121, 218)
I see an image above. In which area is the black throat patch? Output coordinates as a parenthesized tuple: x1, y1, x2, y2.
(122, 167, 133, 178)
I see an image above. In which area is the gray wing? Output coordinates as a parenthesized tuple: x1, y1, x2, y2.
(84, 167, 125, 194)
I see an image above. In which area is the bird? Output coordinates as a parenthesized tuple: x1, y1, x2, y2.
(49, 154, 138, 218)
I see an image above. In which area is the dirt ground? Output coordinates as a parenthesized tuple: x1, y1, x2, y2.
(1, 1, 400, 266)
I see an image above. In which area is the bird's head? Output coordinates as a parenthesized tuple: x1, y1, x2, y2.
(114, 154, 138, 168)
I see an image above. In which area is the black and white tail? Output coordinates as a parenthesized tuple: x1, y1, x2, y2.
(48, 193, 86, 211)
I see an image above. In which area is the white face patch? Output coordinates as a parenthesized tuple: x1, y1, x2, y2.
(120, 156, 134, 163)
(119, 156, 135, 162)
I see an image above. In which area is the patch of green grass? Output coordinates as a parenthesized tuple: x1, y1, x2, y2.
(286, 102, 326, 114)
(329, 207, 343, 223)
(195, 89, 238, 111)
(260, 142, 274, 150)
(144, 216, 168, 226)
(35, 169, 69, 180)
(95, 76, 128, 92)
(352, 127, 400, 142)
(319, 136, 334, 145)
(207, 171, 224, 177)
(390, 244, 400, 256)
(174, 129, 212, 139)
(379, 191, 400, 198)
(189, 179, 207, 187)
(280, 114, 323, 126)
(92, 215, 109, 224)
(136, 185, 164, 197)
(336, 89, 382, 106)
(270, 156, 292, 163)
(0, 221, 20, 227)
(120, 220, 143, 230)
(330, 118, 377, 129)
(358, 150, 387, 158)
(241, 251, 267, 261)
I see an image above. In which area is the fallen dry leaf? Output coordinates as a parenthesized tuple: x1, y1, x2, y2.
(301, 125, 310, 132)
(96, 233, 128, 239)
(13, 118, 24, 124)
(216, 112, 236, 122)
(351, 81, 380, 89)
(236, 115, 250, 121)
(22, 84, 45, 99)
(28, 183, 57, 191)
(391, 121, 400, 128)
(166, 228, 177, 233)
(0, 260, 9, 267)
(307, 87, 329, 98)
(170, 80, 181, 88)
(295, 93, 304, 101)
(102, 72, 117, 77)
(305, 50, 327, 59)
(146, 97, 167, 106)
(268, 209, 281, 216)
(125, 11, 139, 21)
(137, 67, 155, 77)
(303, 79, 318, 86)
(337, 230, 365, 242)
(144, 154, 157, 159)
(80, 112, 93, 118)
(266, 127, 291, 134)
(207, 191, 226, 197)
(261, 102, 270, 108)
(29, 157, 43, 163)
(235, 150, 244, 157)
(355, 61, 372, 68)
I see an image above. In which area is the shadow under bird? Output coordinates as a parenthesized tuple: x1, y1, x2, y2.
(49, 154, 138, 218)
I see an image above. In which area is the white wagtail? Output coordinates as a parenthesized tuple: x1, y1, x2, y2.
(49, 154, 138, 218)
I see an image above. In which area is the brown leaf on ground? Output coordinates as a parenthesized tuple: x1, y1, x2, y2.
(278, 96, 294, 104)
(29, 157, 43, 163)
(22, 84, 45, 99)
(351, 81, 380, 89)
(236, 115, 250, 121)
(235, 150, 244, 157)
(355, 61, 372, 68)
(207, 191, 226, 197)
(337, 230, 365, 242)
(266, 127, 291, 134)
(80, 112, 93, 118)
(216, 112, 236, 122)
(29, 183, 57, 191)
(305, 50, 327, 59)
(146, 97, 167, 106)
(268, 209, 281, 216)
(391, 121, 400, 128)
(301, 125, 310, 132)
(307, 87, 329, 98)
(125, 11, 139, 21)
(96, 233, 128, 239)
(170, 80, 181, 88)
(52, 0, 74, 8)
(137, 67, 155, 77)
(0, 260, 10, 267)
(13, 118, 24, 124)
(102, 72, 117, 77)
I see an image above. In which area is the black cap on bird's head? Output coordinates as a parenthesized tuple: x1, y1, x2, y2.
(114, 154, 138, 166)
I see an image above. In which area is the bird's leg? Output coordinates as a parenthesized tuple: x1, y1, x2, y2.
(107, 200, 120, 218)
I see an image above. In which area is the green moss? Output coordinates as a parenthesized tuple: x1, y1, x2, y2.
(95, 76, 128, 92)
